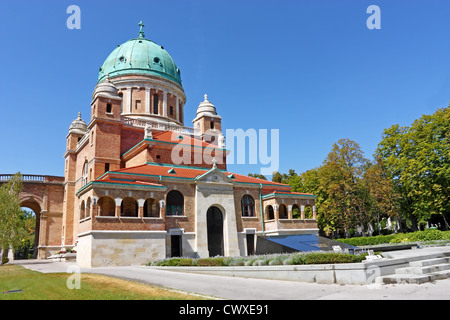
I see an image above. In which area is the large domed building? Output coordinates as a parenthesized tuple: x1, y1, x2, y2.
(60, 23, 318, 267)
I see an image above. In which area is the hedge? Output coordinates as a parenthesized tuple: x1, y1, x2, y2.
(336, 229, 450, 247)
(149, 251, 370, 267)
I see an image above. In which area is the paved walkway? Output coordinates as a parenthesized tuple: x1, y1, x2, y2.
(11, 247, 450, 300)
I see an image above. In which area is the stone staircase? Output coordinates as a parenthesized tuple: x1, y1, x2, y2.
(376, 252, 450, 284)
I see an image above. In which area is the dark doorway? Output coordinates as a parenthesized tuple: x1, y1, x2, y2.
(207, 206, 224, 257)
(246, 234, 255, 255)
(171, 235, 182, 257)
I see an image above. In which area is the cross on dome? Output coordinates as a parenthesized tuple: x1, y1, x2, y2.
(138, 21, 145, 38)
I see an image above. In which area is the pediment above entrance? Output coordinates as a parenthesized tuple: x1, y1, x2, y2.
(195, 167, 234, 185)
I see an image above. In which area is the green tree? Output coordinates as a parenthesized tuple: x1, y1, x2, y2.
(363, 156, 400, 233)
(248, 173, 267, 180)
(0, 173, 27, 263)
(318, 139, 370, 237)
(376, 106, 450, 230)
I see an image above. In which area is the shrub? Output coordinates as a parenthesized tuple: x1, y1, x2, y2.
(156, 258, 183, 266)
(223, 257, 246, 266)
(337, 234, 396, 246)
(179, 258, 194, 266)
(196, 257, 224, 266)
(290, 253, 306, 265)
(252, 259, 267, 266)
(303, 253, 366, 264)
(337, 229, 450, 247)
(149, 251, 372, 267)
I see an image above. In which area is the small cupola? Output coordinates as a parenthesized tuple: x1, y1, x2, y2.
(68, 112, 87, 135)
(192, 94, 222, 139)
(92, 75, 119, 100)
(193, 94, 221, 121)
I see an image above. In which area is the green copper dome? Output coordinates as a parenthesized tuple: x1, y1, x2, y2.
(98, 22, 182, 86)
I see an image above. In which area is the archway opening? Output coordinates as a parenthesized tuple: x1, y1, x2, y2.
(207, 206, 224, 257)
(292, 204, 300, 219)
(305, 206, 313, 219)
(266, 205, 274, 220)
(279, 204, 288, 219)
(121, 197, 138, 217)
(18, 199, 41, 259)
(98, 196, 115, 216)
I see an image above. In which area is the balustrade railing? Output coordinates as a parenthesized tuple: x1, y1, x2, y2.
(122, 116, 198, 135)
(0, 174, 64, 183)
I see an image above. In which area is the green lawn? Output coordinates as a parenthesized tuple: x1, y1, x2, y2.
(0, 264, 206, 300)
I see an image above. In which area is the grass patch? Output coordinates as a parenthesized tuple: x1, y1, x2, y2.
(0, 265, 206, 300)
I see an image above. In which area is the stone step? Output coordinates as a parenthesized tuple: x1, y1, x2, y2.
(374, 252, 450, 285)
(409, 257, 449, 267)
(395, 263, 450, 275)
(376, 273, 434, 285)
(429, 269, 450, 281)
(376, 269, 450, 284)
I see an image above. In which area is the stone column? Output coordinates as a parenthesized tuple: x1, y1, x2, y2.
(138, 199, 145, 218)
(312, 206, 317, 219)
(300, 205, 305, 220)
(163, 91, 167, 117)
(176, 97, 180, 122)
(287, 205, 293, 219)
(159, 200, 166, 220)
(115, 198, 122, 217)
(145, 88, 151, 114)
(37, 212, 47, 259)
(126, 87, 132, 113)
(273, 204, 279, 221)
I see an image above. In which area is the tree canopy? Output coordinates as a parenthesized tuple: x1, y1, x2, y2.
(0, 173, 28, 258)
(268, 106, 449, 238)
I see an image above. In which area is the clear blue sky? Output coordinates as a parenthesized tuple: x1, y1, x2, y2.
(1, 0, 449, 178)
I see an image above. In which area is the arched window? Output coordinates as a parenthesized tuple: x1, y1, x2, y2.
(292, 204, 300, 219)
(279, 204, 287, 219)
(80, 200, 86, 220)
(82, 160, 88, 186)
(166, 190, 183, 216)
(86, 197, 91, 219)
(121, 197, 138, 217)
(98, 196, 115, 216)
(153, 94, 159, 114)
(266, 205, 274, 220)
(144, 198, 160, 217)
(118, 92, 123, 113)
(241, 195, 255, 217)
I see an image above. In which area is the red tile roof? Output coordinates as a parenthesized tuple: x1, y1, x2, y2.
(96, 163, 295, 191)
(151, 131, 222, 149)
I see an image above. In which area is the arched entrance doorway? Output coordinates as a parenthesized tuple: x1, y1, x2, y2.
(19, 198, 41, 259)
(207, 206, 224, 257)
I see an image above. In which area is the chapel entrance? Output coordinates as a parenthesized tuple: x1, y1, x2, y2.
(206, 206, 224, 257)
